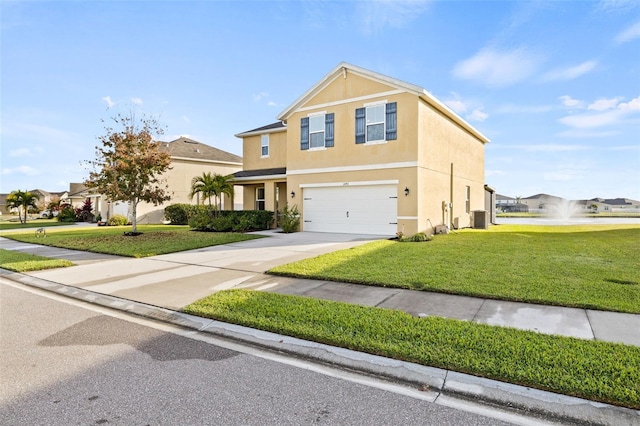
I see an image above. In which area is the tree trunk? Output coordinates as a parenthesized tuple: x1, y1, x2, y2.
(131, 201, 138, 233)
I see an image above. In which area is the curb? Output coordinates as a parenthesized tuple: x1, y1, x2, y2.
(2, 269, 638, 426)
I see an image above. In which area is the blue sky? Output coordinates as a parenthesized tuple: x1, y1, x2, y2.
(2, 0, 639, 200)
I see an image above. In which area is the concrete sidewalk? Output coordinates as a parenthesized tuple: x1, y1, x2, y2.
(1, 231, 638, 346)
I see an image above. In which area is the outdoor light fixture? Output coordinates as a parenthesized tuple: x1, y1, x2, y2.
(290, 191, 295, 198)
(404, 187, 410, 196)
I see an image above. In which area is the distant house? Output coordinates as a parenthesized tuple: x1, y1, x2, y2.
(234, 62, 490, 235)
(78, 137, 243, 224)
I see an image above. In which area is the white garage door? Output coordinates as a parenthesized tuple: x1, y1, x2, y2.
(302, 184, 398, 235)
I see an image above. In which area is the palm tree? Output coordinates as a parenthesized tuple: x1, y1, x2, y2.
(189, 172, 235, 216)
(189, 172, 217, 208)
(210, 173, 235, 215)
(6, 190, 40, 224)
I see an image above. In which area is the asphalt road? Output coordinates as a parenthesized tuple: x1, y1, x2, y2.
(0, 279, 550, 425)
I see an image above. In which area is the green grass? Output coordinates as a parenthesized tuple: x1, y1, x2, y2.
(184, 290, 640, 409)
(0, 218, 69, 230)
(2, 225, 264, 258)
(0, 249, 74, 272)
(269, 225, 640, 313)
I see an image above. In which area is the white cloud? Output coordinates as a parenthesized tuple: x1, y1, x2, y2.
(559, 95, 584, 109)
(485, 169, 506, 177)
(542, 61, 597, 82)
(618, 96, 640, 110)
(444, 99, 467, 114)
(102, 96, 115, 108)
(182, 115, 191, 123)
(559, 110, 627, 128)
(452, 47, 541, 87)
(9, 148, 34, 158)
(267, 101, 278, 107)
(468, 108, 488, 122)
(253, 92, 268, 102)
(357, 0, 430, 34)
(521, 144, 588, 152)
(131, 97, 143, 105)
(615, 21, 640, 43)
(1, 165, 40, 176)
(588, 97, 623, 111)
(557, 129, 620, 138)
(494, 103, 554, 114)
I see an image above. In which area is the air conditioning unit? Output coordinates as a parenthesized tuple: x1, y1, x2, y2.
(472, 210, 489, 229)
(453, 217, 460, 230)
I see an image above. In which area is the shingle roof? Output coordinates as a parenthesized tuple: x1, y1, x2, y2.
(233, 167, 287, 178)
(234, 121, 286, 138)
(159, 137, 242, 163)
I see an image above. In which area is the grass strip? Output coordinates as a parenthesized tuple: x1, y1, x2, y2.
(3, 225, 264, 258)
(0, 219, 70, 231)
(0, 249, 74, 272)
(184, 289, 640, 409)
(269, 225, 640, 314)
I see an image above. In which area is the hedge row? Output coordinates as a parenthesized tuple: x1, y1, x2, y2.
(164, 204, 273, 232)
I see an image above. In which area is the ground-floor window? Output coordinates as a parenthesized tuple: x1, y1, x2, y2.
(255, 187, 265, 210)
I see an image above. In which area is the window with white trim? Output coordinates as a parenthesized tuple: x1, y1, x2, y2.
(300, 113, 334, 150)
(256, 187, 265, 210)
(261, 135, 269, 157)
(356, 102, 397, 144)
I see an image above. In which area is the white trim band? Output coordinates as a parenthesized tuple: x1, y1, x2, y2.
(288, 161, 417, 176)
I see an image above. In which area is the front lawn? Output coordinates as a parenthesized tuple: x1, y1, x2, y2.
(184, 290, 640, 409)
(0, 249, 74, 272)
(0, 219, 69, 231)
(269, 225, 640, 313)
(3, 225, 264, 258)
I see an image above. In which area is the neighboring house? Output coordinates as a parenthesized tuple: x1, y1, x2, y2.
(74, 137, 243, 223)
(234, 62, 490, 236)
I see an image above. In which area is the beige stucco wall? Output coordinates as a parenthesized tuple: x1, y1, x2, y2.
(242, 130, 287, 171)
(135, 158, 242, 224)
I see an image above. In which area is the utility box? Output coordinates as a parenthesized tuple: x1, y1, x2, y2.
(472, 210, 489, 229)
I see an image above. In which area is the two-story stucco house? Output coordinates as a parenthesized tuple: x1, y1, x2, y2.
(234, 62, 489, 236)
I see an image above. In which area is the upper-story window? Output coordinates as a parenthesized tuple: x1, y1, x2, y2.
(355, 102, 397, 144)
(261, 134, 269, 157)
(300, 113, 334, 150)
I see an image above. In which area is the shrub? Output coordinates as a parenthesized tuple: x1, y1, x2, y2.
(57, 205, 77, 223)
(165, 204, 204, 225)
(184, 207, 275, 232)
(279, 204, 300, 233)
(399, 232, 433, 242)
(212, 215, 234, 232)
(75, 198, 94, 222)
(107, 214, 128, 226)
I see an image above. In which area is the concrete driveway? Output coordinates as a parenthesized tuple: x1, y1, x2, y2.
(23, 230, 388, 310)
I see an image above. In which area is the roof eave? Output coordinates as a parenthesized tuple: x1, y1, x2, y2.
(234, 126, 287, 139)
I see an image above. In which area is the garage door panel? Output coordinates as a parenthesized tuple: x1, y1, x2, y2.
(302, 185, 397, 235)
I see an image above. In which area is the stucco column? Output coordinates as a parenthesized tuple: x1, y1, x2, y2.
(264, 182, 276, 213)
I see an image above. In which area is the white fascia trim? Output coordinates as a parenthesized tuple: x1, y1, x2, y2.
(234, 174, 287, 182)
(295, 91, 403, 114)
(234, 126, 287, 138)
(300, 180, 399, 188)
(170, 156, 242, 166)
(398, 216, 418, 220)
(288, 161, 418, 176)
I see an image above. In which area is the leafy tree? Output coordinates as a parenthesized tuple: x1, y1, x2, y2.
(189, 172, 235, 216)
(85, 112, 172, 234)
(5, 190, 40, 223)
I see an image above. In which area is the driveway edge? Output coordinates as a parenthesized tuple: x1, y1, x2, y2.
(3, 269, 638, 426)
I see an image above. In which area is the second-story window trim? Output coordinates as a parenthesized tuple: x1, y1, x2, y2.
(261, 134, 269, 157)
(355, 101, 397, 144)
(301, 112, 334, 151)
